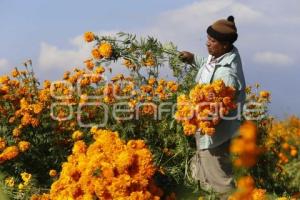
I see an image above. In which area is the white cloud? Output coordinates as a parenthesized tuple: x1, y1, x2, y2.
(0, 58, 9, 72)
(143, 0, 263, 53)
(38, 42, 87, 70)
(230, 3, 262, 22)
(38, 30, 119, 71)
(253, 51, 294, 66)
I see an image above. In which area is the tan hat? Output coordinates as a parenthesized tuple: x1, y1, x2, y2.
(207, 16, 238, 43)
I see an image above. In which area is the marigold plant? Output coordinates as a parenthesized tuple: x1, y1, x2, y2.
(33, 129, 163, 200)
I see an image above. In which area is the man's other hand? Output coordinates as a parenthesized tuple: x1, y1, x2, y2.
(179, 51, 194, 64)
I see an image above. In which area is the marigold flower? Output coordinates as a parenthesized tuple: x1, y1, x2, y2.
(0, 137, 6, 151)
(18, 183, 25, 190)
(290, 149, 298, 157)
(5, 177, 15, 187)
(21, 172, 32, 184)
(0, 75, 9, 84)
(183, 123, 197, 136)
(98, 42, 113, 58)
(72, 130, 84, 140)
(18, 141, 31, 152)
(91, 48, 102, 59)
(0, 146, 19, 163)
(230, 121, 260, 168)
(251, 188, 267, 200)
(229, 176, 255, 200)
(49, 169, 57, 177)
(259, 90, 270, 99)
(84, 32, 95, 42)
(95, 66, 105, 74)
(11, 69, 20, 77)
(72, 140, 87, 154)
(84, 59, 94, 71)
(12, 128, 22, 137)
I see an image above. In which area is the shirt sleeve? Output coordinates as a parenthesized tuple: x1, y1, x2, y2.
(194, 54, 206, 69)
(213, 71, 240, 91)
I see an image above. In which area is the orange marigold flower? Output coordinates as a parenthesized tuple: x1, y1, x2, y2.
(72, 130, 84, 140)
(84, 32, 95, 42)
(49, 169, 57, 177)
(98, 42, 113, 58)
(251, 188, 267, 200)
(18, 141, 30, 152)
(259, 90, 270, 99)
(0, 146, 19, 164)
(148, 77, 156, 85)
(0, 75, 9, 84)
(91, 48, 102, 59)
(72, 140, 87, 154)
(12, 128, 22, 137)
(84, 59, 94, 70)
(183, 123, 197, 136)
(230, 121, 260, 168)
(95, 66, 105, 74)
(0, 137, 6, 151)
(290, 149, 298, 157)
(11, 69, 20, 77)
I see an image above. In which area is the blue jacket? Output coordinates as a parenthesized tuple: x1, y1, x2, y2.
(194, 46, 246, 150)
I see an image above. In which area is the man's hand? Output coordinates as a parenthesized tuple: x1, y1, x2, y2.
(179, 51, 195, 64)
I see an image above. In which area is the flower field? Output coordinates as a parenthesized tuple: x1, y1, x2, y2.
(0, 32, 299, 200)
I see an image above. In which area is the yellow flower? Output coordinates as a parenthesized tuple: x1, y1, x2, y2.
(84, 59, 94, 70)
(259, 90, 270, 100)
(183, 123, 197, 136)
(11, 69, 20, 77)
(98, 42, 113, 58)
(230, 121, 260, 168)
(148, 77, 156, 85)
(276, 197, 289, 200)
(84, 32, 95, 42)
(229, 176, 255, 200)
(18, 183, 25, 190)
(0, 146, 19, 164)
(245, 86, 252, 94)
(0, 85, 9, 94)
(72, 130, 84, 140)
(5, 177, 15, 187)
(95, 66, 105, 74)
(72, 140, 87, 154)
(0, 137, 6, 151)
(90, 126, 98, 134)
(32, 103, 43, 114)
(21, 172, 32, 184)
(290, 148, 298, 157)
(91, 48, 102, 59)
(18, 141, 31, 152)
(251, 188, 266, 200)
(0, 75, 9, 84)
(49, 169, 57, 177)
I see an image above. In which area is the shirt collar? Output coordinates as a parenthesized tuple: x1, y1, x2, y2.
(209, 46, 238, 66)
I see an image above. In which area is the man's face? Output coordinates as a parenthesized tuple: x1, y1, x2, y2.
(206, 35, 227, 58)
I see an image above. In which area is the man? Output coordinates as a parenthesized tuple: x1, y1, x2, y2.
(180, 16, 246, 198)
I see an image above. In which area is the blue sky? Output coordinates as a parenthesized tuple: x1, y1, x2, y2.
(0, 0, 300, 118)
